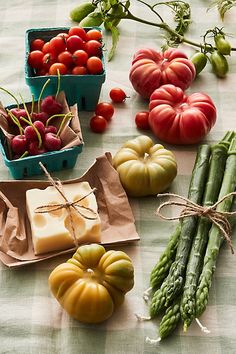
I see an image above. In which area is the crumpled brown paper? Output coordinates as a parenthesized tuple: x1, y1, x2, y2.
(0, 91, 83, 160)
(0, 153, 139, 268)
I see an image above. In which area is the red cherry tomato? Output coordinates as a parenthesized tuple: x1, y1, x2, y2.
(110, 88, 127, 103)
(42, 52, 57, 70)
(135, 111, 150, 130)
(86, 56, 103, 74)
(73, 50, 88, 66)
(58, 51, 73, 67)
(72, 66, 88, 75)
(90, 115, 107, 133)
(84, 40, 102, 57)
(66, 35, 84, 53)
(95, 102, 114, 121)
(49, 63, 68, 75)
(42, 42, 51, 54)
(86, 29, 102, 41)
(28, 50, 44, 69)
(30, 38, 45, 51)
(68, 26, 87, 41)
(49, 36, 66, 54)
(57, 32, 69, 40)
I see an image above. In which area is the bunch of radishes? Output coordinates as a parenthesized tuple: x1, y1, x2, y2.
(1, 81, 72, 159)
(28, 26, 104, 76)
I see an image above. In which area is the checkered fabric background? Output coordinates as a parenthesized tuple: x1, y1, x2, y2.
(0, 1, 235, 353)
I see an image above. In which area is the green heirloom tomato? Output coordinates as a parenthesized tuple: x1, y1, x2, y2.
(70, 2, 96, 23)
(214, 34, 231, 56)
(210, 50, 229, 78)
(191, 52, 208, 76)
(79, 11, 103, 27)
(112, 135, 177, 197)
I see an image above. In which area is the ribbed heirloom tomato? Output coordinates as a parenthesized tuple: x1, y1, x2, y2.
(148, 84, 217, 145)
(129, 48, 196, 99)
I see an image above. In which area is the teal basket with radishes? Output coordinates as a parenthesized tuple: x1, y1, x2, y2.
(25, 26, 106, 111)
(0, 84, 84, 179)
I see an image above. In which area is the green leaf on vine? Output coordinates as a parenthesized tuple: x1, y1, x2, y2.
(209, 0, 236, 20)
(107, 25, 120, 61)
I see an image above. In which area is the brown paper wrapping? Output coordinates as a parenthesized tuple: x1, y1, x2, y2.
(0, 91, 83, 159)
(0, 153, 139, 268)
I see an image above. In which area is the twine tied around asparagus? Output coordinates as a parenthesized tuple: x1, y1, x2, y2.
(156, 192, 236, 254)
(34, 162, 98, 247)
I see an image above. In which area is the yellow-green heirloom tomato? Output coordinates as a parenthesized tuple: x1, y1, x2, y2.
(48, 244, 134, 324)
(70, 2, 96, 23)
(112, 135, 177, 197)
(210, 50, 229, 78)
(79, 11, 103, 27)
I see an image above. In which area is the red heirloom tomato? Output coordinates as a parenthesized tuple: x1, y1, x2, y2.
(129, 48, 196, 99)
(148, 84, 217, 145)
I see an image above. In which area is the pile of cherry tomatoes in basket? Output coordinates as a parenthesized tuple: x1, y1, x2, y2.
(28, 27, 104, 76)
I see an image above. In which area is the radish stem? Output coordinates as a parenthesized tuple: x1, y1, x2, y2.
(56, 112, 73, 137)
(37, 78, 51, 113)
(55, 69, 61, 99)
(0, 87, 20, 108)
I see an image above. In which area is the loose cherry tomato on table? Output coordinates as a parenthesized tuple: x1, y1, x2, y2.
(86, 57, 103, 74)
(49, 63, 68, 75)
(109, 88, 127, 103)
(90, 115, 107, 133)
(95, 102, 114, 121)
(135, 111, 150, 130)
(28, 50, 44, 69)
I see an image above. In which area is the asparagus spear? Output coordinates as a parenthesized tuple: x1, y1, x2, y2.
(150, 144, 211, 317)
(158, 297, 181, 339)
(181, 132, 234, 330)
(195, 137, 236, 318)
(149, 224, 181, 290)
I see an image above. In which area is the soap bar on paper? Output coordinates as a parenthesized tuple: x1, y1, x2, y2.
(26, 182, 101, 255)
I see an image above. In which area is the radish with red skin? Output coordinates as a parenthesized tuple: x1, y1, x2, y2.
(31, 111, 49, 124)
(45, 125, 57, 134)
(40, 96, 62, 116)
(28, 141, 47, 156)
(44, 133, 62, 151)
(11, 135, 27, 154)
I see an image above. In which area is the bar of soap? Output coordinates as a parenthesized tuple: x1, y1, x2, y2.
(26, 182, 101, 255)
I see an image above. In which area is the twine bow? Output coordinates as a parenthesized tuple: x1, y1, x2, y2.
(156, 192, 236, 254)
(34, 162, 98, 247)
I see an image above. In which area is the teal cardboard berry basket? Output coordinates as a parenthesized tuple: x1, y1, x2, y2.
(0, 131, 83, 179)
(25, 27, 106, 111)
(0, 102, 84, 179)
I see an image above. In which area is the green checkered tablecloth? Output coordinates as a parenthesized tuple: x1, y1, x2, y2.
(0, 1, 235, 353)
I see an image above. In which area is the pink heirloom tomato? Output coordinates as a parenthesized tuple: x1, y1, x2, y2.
(148, 84, 217, 145)
(129, 48, 196, 99)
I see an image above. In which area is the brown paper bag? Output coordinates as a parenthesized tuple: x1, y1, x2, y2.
(0, 153, 139, 268)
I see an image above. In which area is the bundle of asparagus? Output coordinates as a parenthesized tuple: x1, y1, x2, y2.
(145, 131, 236, 341)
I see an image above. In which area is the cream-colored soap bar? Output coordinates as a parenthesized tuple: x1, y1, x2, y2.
(26, 182, 101, 255)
